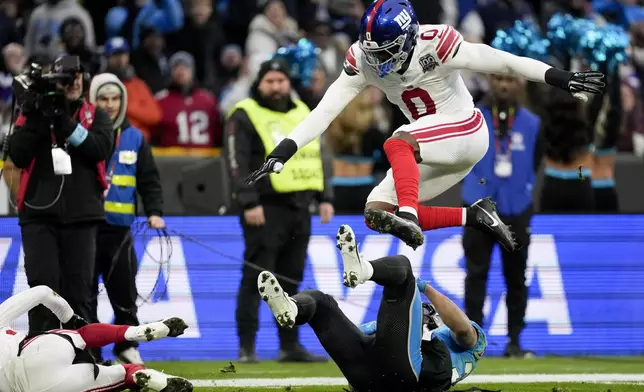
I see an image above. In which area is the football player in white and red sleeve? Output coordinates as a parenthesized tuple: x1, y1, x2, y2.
(246, 0, 605, 250)
(0, 286, 191, 392)
(153, 51, 222, 148)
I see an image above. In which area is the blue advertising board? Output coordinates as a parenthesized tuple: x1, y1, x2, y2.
(0, 215, 643, 360)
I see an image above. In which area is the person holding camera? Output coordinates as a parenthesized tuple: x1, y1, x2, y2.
(7, 55, 113, 334)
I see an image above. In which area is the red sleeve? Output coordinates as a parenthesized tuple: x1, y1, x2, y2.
(343, 44, 361, 76)
(435, 25, 463, 64)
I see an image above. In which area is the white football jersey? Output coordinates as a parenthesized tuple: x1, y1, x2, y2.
(344, 24, 475, 122)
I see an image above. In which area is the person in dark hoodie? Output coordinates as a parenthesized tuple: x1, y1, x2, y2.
(130, 26, 169, 94)
(7, 55, 113, 334)
(59, 17, 101, 76)
(88, 72, 164, 365)
(165, 0, 226, 94)
(105, 0, 183, 49)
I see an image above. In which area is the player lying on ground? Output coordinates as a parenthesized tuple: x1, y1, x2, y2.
(0, 286, 192, 392)
(245, 0, 605, 251)
(258, 224, 487, 392)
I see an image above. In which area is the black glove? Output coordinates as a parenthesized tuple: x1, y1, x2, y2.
(244, 158, 284, 185)
(568, 71, 605, 96)
(62, 314, 89, 330)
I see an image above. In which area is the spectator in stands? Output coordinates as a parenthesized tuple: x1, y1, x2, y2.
(130, 26, 169, 94)
(58, 17, 100, 76)
(0, 43, 25, 108)
(540, 90, 595, 212)
(462, 74, 541, 359)
(153, 52, 222, 147)
(223, 0, 263, 49)
(219, 51, 253, 116)
(305, 19, 346, 88)
(105, 0, 183, 49)
(104, 36, 161, 140)
(459, 0, 536, 44)
(619, 72, 644, 157)
(246, 0, 299, 79)
(409, 0, 459, 26)
(218, 45, 245, 97)
(24, 0, 94, 58)
(0, 0, 22, 49)
(325, 87, 387, 213)
(166, 0, 226, 94)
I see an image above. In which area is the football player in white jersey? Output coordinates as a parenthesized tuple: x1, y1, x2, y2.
(0, 286, 192, 392)
(245, 0, 605, 251)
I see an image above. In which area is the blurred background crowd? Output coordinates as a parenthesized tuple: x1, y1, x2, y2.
(0, 0, 643, 214)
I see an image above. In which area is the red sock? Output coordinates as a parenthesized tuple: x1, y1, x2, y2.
(383, 138, 419, 213)
(122, 363, 146, 388)
(77, 324, 129, 348)
(417, 205, 465, 230)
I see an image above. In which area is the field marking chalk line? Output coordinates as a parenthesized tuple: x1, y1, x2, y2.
(191, 373, 644, 388)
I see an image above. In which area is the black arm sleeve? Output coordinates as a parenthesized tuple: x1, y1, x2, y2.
(67, 106, 113, 162)
(7, 118, 48, 169)
(225, 109, 261, 209)
(315, 141, 334, 204)
(136, 137, 163, 217)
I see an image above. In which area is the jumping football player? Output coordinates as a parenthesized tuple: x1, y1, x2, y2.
(245, 0, 605, 251)
(258, 224, 487, 392)
(0, 286, 192, 392)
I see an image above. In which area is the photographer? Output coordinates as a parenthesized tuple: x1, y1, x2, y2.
(7, 55, 113, 333)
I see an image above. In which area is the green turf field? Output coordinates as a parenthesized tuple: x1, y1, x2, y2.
(148, 356, 644, 391)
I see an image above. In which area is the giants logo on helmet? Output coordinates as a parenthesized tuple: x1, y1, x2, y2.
(393, 9, 412, 30)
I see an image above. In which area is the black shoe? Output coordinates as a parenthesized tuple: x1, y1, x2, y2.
(504, 342, 535, 359)
(468, 197, 517, 251)
(276, 346, 328, 363)
(364, 209, 424, 249)
(238, 347, 259, 364)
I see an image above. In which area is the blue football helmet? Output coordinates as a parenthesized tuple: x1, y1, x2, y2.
(359, 0, 419, 78)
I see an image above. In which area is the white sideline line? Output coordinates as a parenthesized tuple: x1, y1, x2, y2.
(190, 373, 644, 388)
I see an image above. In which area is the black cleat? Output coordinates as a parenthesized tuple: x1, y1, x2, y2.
(468, 197, 517, 251)
(504, 342, 536, 359)
(364, 209, 424, 249)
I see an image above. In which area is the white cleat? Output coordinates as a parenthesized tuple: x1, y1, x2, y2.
(134, 317, 188, 342)
(257, 271, 297, 329)
(336, 224, 365, 288)
(133, 369, 193, 392)
(117, 347, 144, 365)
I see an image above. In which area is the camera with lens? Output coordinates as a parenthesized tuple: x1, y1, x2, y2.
(12, 55, 82, 117)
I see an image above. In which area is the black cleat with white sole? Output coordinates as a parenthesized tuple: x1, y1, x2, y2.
(364, 209, 424, 250)
(162, 317, 189, 337)
(258, 271, 297, 329)
(468, 197, 517, 251)
(134, 369, 193, 392)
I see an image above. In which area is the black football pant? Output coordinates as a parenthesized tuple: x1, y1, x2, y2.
(463, 206, 532, 345)
(292, 255, 423, 392)
(236, 205, 310, 352)
(540, 175, 595, 212)
(88, 224, 140, 360)
(21, 222, 97, 333)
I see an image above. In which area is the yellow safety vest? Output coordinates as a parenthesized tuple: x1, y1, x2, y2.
(230, 98, 324, 193)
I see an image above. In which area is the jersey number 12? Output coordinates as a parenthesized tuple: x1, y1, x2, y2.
(177, 110, 210, 145)
(402, 88, 436, 120)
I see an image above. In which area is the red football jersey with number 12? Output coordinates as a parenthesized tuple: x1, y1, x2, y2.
(153, 88, 221, 147)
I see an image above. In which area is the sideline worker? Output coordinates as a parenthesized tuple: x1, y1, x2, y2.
(461, 74, 542, 358)
(226, 58, 334, 363)
(87, 73, 164, 365)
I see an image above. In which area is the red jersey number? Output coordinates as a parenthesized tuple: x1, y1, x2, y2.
(176, 110, 211, 146)
(401, 88, 436, 120)
(420, 29, 442, 41)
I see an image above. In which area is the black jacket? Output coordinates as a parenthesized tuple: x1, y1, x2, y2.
(8, 100, 113, 225)
(225, 94, 333, 211)
(111, 118, 163, 218)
